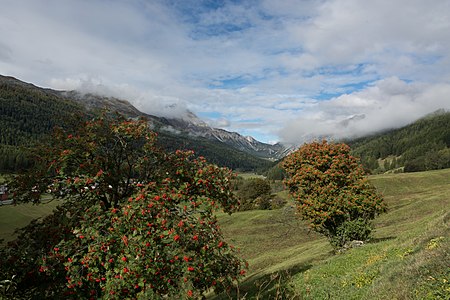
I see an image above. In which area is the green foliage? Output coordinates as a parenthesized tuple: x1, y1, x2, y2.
(265, 164, 286, 181)
(238, 178, 271, 201)
(282, 140, 386, 249)
(1, 201, 83, 298)
(1, 114, 245, 298)
(269, 195, 288, 209)
(329, 218, 373, 249)
(236, 178, 277, 211)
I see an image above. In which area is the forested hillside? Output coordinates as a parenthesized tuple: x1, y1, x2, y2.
(0, 76, 85, 171)
(0, 75, 273, 173)
(157, 132, 273, 172)
(348, 110, 450, 173)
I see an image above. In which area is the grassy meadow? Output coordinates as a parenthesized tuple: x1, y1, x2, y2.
(236, 172, 267, 179)
(0, 200, 60, 243)
(214, 169, 450, 299)
(1, 169, 449, 299)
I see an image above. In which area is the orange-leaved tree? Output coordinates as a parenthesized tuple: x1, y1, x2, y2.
(282, 140, 386, 249)
(1, 113, 245, 299)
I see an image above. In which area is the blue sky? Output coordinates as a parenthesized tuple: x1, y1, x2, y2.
(1, 0, 450, 144)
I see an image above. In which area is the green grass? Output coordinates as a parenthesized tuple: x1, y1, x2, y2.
(0, 201, 60, 243)
(0, 173, 61, 244)
(236, 172, 266, 179)
(1, 170, 449, 299)
(213, 169, 450, 299)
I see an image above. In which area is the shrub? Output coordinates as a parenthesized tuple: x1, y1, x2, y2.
(266, 164, 286, 181)
(236, 178, 273, 211)
(238, 178, 271, 200)
(329, 218, 373, 249)
(255, 195, 272, 210)
(269, 195, 287, 210)
(282, 140, 386, 249)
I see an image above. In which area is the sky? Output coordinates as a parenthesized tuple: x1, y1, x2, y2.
(1, 0, 450, 145)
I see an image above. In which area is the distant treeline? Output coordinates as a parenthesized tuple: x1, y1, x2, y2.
(348, 110, 450, 173)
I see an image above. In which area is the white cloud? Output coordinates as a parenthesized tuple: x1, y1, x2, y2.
(280, 77, 450, 144)
(206, 118, 231, 128)
(50, 76, 192, 119)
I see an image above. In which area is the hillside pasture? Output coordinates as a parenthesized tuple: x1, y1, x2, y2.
(0, 201, 59, 243)
(213, 169, 450, 299)
(0, 169, 448, 298)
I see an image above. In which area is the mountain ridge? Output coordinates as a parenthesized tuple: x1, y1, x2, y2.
(63, 89, 288, 160)
(3, 74, 450, 175)
(0, 75, 276, 172)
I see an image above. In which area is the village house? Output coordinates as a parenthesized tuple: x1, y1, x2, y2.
(0, 184, 8, 200)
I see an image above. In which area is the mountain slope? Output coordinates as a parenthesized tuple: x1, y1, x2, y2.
(0, 75, 274, 172)
(60, 88, 286, 160)
(347, 110, 450, 173)
(59, 89, 280, 169)
(158, 113, 286, 160)
(0, 76, 86, 171)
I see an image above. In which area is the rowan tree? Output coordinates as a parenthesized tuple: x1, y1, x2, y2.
(1, 113, 245, 299)
(282, 140, 386, 249)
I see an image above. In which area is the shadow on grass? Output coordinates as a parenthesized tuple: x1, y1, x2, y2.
(211, 263, 312, 300)
(368, 236, 396, 244)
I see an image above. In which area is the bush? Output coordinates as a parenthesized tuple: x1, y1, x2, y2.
(282, 140, 386, 249)
(237, 178, 271, 200)
(269, 195, 287, 210)
(236, 178, 274, 211)
(255, 195, 272, 210)
(329, 218, 373, 249)
(266, 164, 286, 181)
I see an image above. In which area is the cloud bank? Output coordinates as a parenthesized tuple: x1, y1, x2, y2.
(280, 77, 450, 144)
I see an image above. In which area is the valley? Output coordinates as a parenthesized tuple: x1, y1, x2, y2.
(1, 75, 449, 299)
(1, 169, 448, 299)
